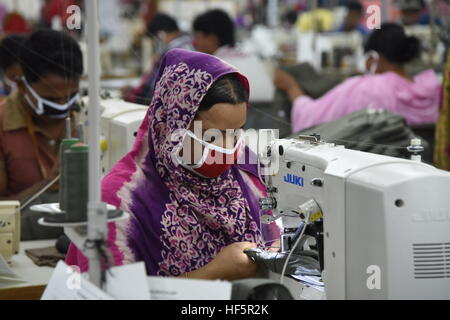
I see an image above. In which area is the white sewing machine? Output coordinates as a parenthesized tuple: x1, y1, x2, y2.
(297, 31, 365, 73)
(0, 201, 20, 263)
(258, 134, 450, 299)
(79, 98, 147, 174)
(404, 25, 445, 66)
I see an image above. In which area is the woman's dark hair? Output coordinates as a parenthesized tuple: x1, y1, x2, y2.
(193, 9, 235, 47)
(0, 34, 26, 72)
(283, 10, 299, 26)
(364, 23, 420, 65)
(19, 29, 83, 83)
(197, 73, 248, 114)
(147, 13, 179, 37)
(346, 1, 363, 14)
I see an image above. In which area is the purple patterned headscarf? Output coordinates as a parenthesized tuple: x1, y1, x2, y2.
(67, 49, 271, 276)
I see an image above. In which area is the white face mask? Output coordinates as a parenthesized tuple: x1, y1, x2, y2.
(364, 50, 380, 75)
(23, 77, 80, 119)
(3, 75, 18, 92)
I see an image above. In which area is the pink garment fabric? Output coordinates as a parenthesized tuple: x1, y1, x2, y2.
(291, 70, 441, 132)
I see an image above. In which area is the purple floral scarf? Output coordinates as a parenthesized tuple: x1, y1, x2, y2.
(67, 49, 270, 276)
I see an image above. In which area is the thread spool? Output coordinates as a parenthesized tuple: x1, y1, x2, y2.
(59, 138, 79, 211)
(63, 144, 89, 222)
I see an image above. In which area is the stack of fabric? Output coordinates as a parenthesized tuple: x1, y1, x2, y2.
(25, 246, 65, 268)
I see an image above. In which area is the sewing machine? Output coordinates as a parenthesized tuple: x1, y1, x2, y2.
(404, 25, 445, 66)
(0, 201, 20, 263)
(297, 31, 365, 74)
(79, 98, 147, 174)
(258, 134, 450, 299)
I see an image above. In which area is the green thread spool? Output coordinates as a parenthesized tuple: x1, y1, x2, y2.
(59, 138, 79, 211)
(63, 144, 89, 222)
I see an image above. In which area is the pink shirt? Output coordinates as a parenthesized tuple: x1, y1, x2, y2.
(291, 70, 442, 132)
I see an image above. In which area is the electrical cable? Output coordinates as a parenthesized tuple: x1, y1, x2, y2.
(21, 174, 60, 210)
(280, 212, 310, 285)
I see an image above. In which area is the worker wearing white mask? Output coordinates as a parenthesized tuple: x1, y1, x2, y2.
(0, 30, 82, 201)
(274, 23, 441, 133)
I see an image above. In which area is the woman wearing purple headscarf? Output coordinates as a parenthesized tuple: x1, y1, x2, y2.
(66, 48, 277, 280)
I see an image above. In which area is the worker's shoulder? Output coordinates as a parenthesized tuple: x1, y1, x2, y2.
(340, 73, 379, 88)
(0, 98, 7, 145)
(0, 97, 7, 131)
(0, 92, 27, 133)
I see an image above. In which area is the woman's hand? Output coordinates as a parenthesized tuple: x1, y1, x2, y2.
(273, 69, 305, 102)
(267, 239, 281, 252)
(185, 242, 258, 281)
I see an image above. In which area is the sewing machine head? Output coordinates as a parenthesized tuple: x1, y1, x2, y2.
(79, 98, 147, 174)
(296, 32, 365, 72)
(258, 134, 450, 299)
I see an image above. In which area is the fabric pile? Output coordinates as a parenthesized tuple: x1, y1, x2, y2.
(25, 246, 65, 268)
(245, 247, 323, 290)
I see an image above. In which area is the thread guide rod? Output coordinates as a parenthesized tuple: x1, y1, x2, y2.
(86, 0, 107, 288)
